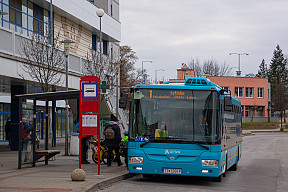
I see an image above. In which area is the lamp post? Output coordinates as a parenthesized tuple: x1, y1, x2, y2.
(155, 69, 165, 84)
(96, 8, 104, 76)
(61, 39, 74, 156)
(229, 53, 249, 76)
(142, 61, 152, 84)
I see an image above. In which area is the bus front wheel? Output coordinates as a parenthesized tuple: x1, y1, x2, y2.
(212, 174, 222, 182)
(142, 174, 153, 178)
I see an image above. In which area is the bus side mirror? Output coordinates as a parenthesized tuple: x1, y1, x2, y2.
(119, 94, 128, 108)
(224, 96, 232, 111)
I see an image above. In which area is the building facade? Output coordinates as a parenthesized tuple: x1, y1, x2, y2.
(208, 76, 270, 117)
(0, 0, 121, 144)
(176, 63, 194, 80)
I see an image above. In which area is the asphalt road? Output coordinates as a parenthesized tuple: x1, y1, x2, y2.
(98, 133, 288, 192)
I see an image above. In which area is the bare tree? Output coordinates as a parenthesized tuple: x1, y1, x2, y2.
(19, 31, 66, 92)
(203, 59, 220, 76)
(219, 62, 233, 76)
(188, 58, 232, 77)
(188, 58, 202, 77)
(83, 49, 119, 86)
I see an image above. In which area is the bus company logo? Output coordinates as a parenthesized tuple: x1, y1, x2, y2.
(165, 150, 180, 155)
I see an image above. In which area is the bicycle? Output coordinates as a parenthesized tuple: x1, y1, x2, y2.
(91, 139, 123, 164)
(91, 139, 114, 164)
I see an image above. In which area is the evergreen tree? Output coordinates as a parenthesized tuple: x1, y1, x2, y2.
(268, 45, 288, 119)
(256, 59, 268, 78)
(268, 45, 288, 88)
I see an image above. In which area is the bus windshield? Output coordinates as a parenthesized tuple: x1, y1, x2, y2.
(130, 89, 221, 144)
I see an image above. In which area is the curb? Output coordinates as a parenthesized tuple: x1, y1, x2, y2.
(85, 173, 136, 192)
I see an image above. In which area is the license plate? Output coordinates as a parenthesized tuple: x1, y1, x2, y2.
(162, 168, 182, 175)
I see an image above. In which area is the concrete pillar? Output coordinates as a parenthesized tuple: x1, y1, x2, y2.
(10, 84, 26, 151)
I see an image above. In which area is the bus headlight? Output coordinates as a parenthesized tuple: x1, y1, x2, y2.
(201, 160, 218, 167)
(129, 157, 143, 164)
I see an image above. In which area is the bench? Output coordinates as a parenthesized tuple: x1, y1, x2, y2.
(35, 150, 60, 164)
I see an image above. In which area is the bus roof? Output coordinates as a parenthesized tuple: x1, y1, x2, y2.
(134, 78, 222, 91)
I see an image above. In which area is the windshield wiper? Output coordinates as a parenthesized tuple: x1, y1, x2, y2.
(140, 138, 156, 147)
(140, 138, 209, 150)
(190, 142, 209, 150)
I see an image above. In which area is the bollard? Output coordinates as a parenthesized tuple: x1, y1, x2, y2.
(71, 168, 86, 181)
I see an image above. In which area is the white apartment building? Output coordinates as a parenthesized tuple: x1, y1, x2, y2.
(0, 0, 123, 147)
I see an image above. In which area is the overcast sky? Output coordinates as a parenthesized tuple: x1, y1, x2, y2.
(120, 0, 288, 81)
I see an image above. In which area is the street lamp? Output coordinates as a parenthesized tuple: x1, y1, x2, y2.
(155, 69, 165, 84)
(142, 61, 152, 84)
(229, 53, 249, 76)
(61, 39, 74, 156)
(96, 8, 104, 76)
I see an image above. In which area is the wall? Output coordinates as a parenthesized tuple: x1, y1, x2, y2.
(208, 76, 269, 117)
(54, 13, 92, 58)
(177, 69, 194, 80)
(242, 117, 279, 123)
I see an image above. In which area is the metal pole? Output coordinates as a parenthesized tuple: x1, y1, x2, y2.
(142, 61, 144, 83)
(155, 70, 157, 84)
(116, 64, 119, 119)
(45, 101, 49, 164)
(65, 55, 69, 156)
(32, 100, 36, 167)
(141, 61, 152, 84)
(99, 17, 102, 71)
(238, 54, 241, 72)
(50, 0, 53, 45)
(155, 69, 164, 84)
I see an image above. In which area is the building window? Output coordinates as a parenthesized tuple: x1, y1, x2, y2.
(235, 87, 243, 97)
(258, 88, 263, 98)
(111, 4, 113, 17)
(0, 0, 50, 37)
(92, 34, 97, 51)
(103, 40, 108, 55)
(246, 87, 253, 98)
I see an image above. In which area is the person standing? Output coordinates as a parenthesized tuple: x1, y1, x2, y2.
(5, 117, 11, 148)
(22, 116, 32, 162)
(104, 114, 122, 167)
(76, 121, 90, 164)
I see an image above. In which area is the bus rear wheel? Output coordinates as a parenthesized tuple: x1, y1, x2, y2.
(230, 162, 238, 171)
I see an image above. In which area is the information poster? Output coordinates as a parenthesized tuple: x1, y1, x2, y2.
(82, 115, 97, 127)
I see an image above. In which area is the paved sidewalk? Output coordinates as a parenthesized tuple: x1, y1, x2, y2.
(0, 140, 132, 192)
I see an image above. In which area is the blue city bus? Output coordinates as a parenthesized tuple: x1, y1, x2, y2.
(128, 78, 242, 181)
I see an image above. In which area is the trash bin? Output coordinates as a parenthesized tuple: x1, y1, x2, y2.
(70, 132, 79, 155)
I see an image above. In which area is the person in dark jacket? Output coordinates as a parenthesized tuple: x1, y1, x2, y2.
(104, 114, 122, 167)
(5, 117, 11, 147)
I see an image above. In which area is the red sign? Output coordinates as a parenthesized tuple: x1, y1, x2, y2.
(79, 76, 100, 136)
(79, 76, 101, 173)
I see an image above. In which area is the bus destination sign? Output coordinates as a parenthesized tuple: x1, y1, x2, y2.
(149, 90, 198, 100)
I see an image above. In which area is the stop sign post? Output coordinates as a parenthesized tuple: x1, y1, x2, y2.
(79, 76, 101, 174)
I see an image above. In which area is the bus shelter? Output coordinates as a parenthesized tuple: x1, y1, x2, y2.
(16, 90, 79, 169)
